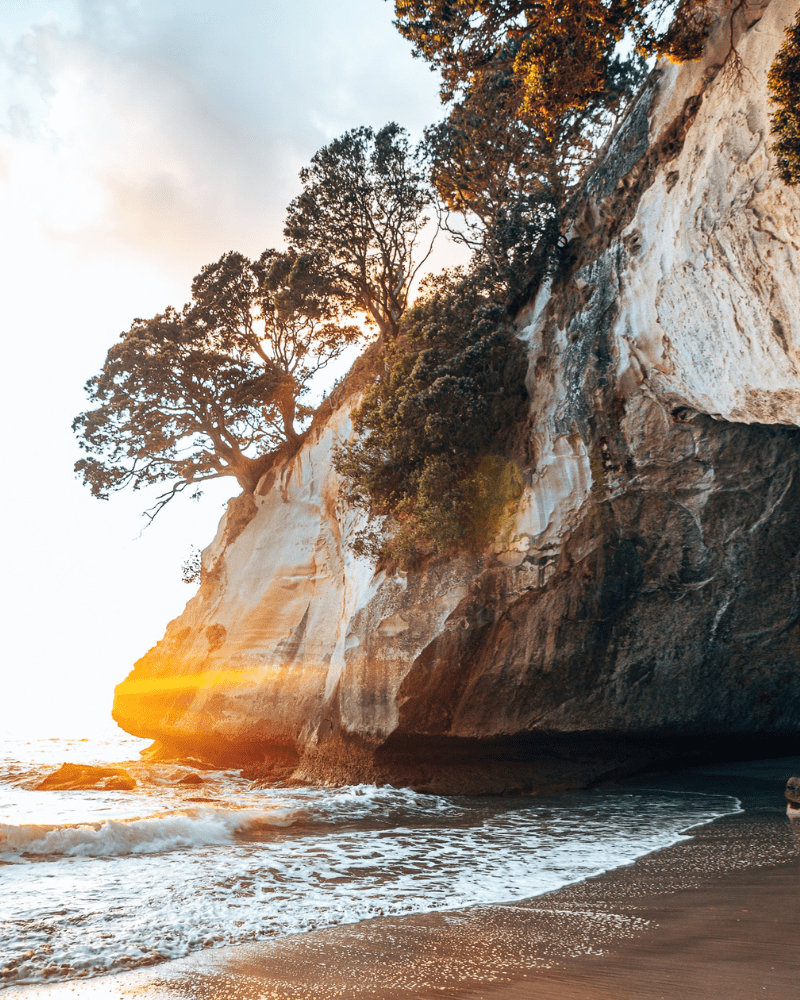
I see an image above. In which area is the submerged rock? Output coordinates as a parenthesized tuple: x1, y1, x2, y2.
(35, 763, 136, 791)
(177, 772, 203, 785)
(113, 0, 800, 792)
(102, 775, 136, 791)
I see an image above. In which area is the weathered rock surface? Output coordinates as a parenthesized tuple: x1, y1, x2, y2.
(35, 763, 136, 791)
(114, 0, 800, 792)
(176, 772, 203, 785)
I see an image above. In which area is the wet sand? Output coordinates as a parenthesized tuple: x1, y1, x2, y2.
(7, 758, 800, 1000)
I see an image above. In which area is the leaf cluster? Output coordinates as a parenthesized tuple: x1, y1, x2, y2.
(335, 268, 529, 566)
(768, 8, 800, 186)
(181, 546, 202, 585)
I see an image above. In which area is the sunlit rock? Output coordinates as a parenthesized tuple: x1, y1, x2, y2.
(176, 772, 203, 785)
(35, 763, 136, 791)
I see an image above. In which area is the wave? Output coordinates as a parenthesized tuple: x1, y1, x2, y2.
(0, 804, 296, 859)
(0, 788, 741, 991)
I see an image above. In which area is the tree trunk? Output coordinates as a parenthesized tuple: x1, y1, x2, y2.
(277, 381, 300, 444)
(232, 455, 271, 494)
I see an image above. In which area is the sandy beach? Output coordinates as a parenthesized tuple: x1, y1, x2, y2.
(6, 757, 799, 1000)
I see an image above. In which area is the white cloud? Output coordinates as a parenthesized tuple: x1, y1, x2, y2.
(1, 0, 450, 270)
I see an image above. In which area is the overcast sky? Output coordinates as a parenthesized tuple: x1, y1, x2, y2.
(0, 0, 466, 737)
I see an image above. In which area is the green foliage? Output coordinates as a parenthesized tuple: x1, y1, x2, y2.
(335, 269, 529, 565)
(74, 249, 361, 518)
(769, 9, 800, 186)
(285, 123, 432, 341)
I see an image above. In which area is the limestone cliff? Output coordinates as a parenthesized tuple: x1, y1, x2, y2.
(114, 0, 800, 792)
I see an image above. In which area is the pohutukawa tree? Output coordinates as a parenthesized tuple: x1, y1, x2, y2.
(394, 0, 712, 298)
(398, 3, 666, 301)
(74, 249, 361, 518)
(393, 2, 711, 130)
(284, 122, 435, 341)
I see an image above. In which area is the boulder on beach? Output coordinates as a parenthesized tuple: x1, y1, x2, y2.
(35, 763, 136, 791)
(786, 777, 800, 808)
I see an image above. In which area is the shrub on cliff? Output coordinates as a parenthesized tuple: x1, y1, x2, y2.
(335, 269, 529, 565)
(769, 8, 800, 185)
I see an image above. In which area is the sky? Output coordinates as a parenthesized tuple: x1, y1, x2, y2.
(0, 0, 466, 737)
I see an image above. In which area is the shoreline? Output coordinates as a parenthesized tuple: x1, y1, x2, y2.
(5, 758, 799, 999)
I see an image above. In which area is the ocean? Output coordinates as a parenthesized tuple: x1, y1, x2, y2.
(0, 734, 740, 991)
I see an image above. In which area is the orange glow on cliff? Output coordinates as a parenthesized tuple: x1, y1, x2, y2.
(115, 661, 327, 698)
(116, 667, 273, 697)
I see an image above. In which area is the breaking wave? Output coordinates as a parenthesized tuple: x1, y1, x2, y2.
(0, 805, 296, 858)
(0, 739, 742, 991)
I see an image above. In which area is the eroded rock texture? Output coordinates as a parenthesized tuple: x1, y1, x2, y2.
(114, 0, 800, 792)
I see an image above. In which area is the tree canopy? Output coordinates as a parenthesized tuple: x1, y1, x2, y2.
(386, 1, 714, 306)
(75, 122, 435, 521)
(392, 3, 681, 302)
(74, 249, 361, 517)
(285, 123, 434, 341)
(393, 2, 710, 129)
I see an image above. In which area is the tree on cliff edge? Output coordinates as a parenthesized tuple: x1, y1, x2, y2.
(392, 1, 711, 128)
(73, 249, 361, 518)
(392, 0, 711, 301)
(75, 123, 434, 520)
(285, 123, 434, 341)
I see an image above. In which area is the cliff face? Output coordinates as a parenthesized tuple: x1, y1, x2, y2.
(114, 0, 800, 792)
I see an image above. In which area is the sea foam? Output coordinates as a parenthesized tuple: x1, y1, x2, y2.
(0, 739, 741, 991)
(0, 805, 295, 858)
